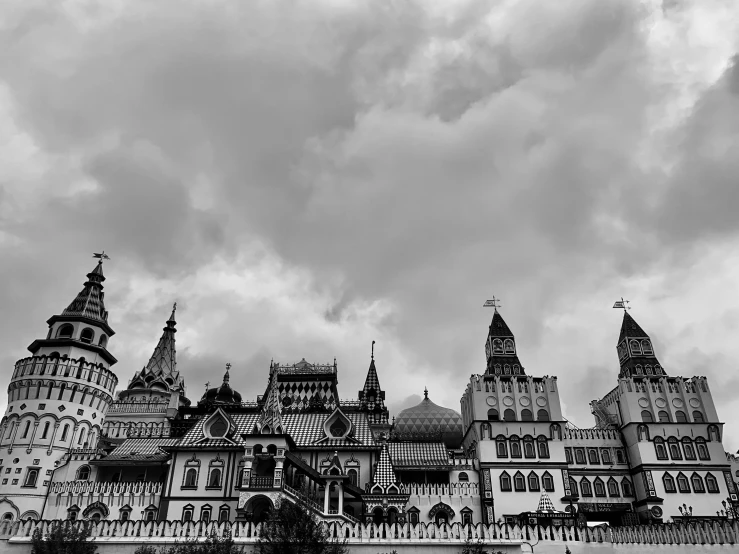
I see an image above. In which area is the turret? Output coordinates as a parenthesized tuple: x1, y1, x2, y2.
(0, 257, 118, 521)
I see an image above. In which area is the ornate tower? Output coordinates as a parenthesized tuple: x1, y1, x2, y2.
(0, 259, 119, 521)
(358, 345, 390, 438)
(484, 308, 525, 376)
(103, 304, 190, 440)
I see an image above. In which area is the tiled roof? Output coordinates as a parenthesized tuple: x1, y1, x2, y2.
(359, 359, 386, 412)
(61, 262, 109, 323)
(373, 444, 397, 487)
(536, 492, 556, 513)
(178, 411, 375, 449)
(387, 442, 450, 468)
(618, 312, 649, 343)
(128, 305, 185, 393)
(104, 438, 180, 462)
(488, 310, 514, 337)
(255, 381, 284, 434)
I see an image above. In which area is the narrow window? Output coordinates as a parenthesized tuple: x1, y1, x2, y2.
(60, 424, 69, 442)
(21, 421, 30, 439)
(528, 472, 540, 492)
(537, 438, 550, 459)
(641, 410, 654, 423)
(496, 437, 508, 458)
(691, 473, 705, 493)
(184, 468, 197, 487)
(676, 473, 690, 493)
(621, 479, 633, 497)
(593, 478, 606, 497)
(24, 469, 38, 487)
(41, 422, 49, 439)
(663, 473, 676, 493)
(580, 479, 592, 497)
(542, 472, 554, 492)
(500, 472, 511, 492)
(514, 472, 526, 492)
(705, 473, 720, 494)
(607, 478, 619, 497)
(588, 449, 600, 464)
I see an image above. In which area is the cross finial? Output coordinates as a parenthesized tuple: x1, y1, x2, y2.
(172, 302, 177, 312)
(93, 251, 110, 262)
(423, 386, 428, 399)
(226, 362, 232, 372)
(613, 297, 631, 311)
(483, 296, 501, 311)
(371, 340, 375, 360)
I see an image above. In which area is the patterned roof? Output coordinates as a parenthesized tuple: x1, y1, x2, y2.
(61, 261, 109, 323)
(373, 444, 397, 487)
(387, 442, 450, 468)
(536, 492, 557, 513)
(394, 391, 463, 448)
(178, 411, 376, 449)
(255, 380, 284, 433)
(618, 311, 649, 343)
(359, 358, 386, 412)
(103, 438, 180, 462)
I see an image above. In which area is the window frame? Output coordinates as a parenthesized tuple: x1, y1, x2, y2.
(500, 472, 512, 492)
(542, 472, 554, 492)
(663, 473, 676, 493)
(580, 478, 592, 497)
(513, 472, 526, 492)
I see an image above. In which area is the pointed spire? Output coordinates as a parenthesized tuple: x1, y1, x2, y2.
(536, 492, 557, 513)
(485, 309, 524, 375)
(372, 443, 398, 488)
(358, 342, 388, 417)
(616, 311, 665, 378)
(255, 377, 283, 434)
(61, 260, 109, 323)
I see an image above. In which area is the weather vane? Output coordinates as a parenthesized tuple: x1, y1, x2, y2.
(613, 298, 631, 311)
(483, 295, 501, 309)
(371, 340, 375, 360)
(93, 251, 110, 262)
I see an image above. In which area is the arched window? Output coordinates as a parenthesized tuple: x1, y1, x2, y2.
(60, 424, 69, 442)
(347, 469, 358, 486)
(641, 410, 654, 423)
(503, 339, 515, 353)
(663, 473, 676, 493)
(537, 437, 549, 459)
(600, 448, 612, 464)
(550, 423, 561, 440)
(76, 465, 90, 481)
(588, 449, 600, 464)
(580, 478, 592, 497)
(503, 409, 516, 422)
(24, 469, 38, 487)
(705, 473, 720, 494)
(692, 411, 705, 423)
(487, 409, 499, 421)
(629, 340, 641, 354)
(593, 477, 606, 497)
(182, 505, 194, 522)
(500, 472, 512, 492)
(668, 438, 682, 460)
(691, 473, 705, 493)
(607, 478, 619, 497)
(537, 409, 550, 421)
(523, 436, 535, 458)
(696, 438, 710, 460)
(708, 425, 720, 442)
(41, 422, 49, 439)
(539, 471, 553, 492)
(493, 339, 504, 354)
(98, 335, 108, 348)
(621, 478, 633, 497)
(458, 472, 469, 483)
(57, 324, 74, 339)
(521, 409, 533, 422)
(513, 472, 526, 491)
(21, 421, 31, 439)
(637, 425, 649, 441)
(654, 437, 668, 460)
(510, 437, 522, 458)
(641, 340, 653, 354)
(528, 472, 540, 492)
(658, 410, 671, 423)
(184, 468, 197, 488)
(676, 473, 690, 493)
(80, 328, 94, 344)
(675, 410, 687, 423)
(219, 506, 230, 523)
(208, 468, 221, 488)
(682, 438, 696, 460)
(496, 436, 508, 458)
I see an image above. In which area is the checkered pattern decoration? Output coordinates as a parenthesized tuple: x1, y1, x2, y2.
(373, 443, 397, 488)
(359, 359, 385, 411)
(277, 380, 337, 412)
(105, 438, 180, 461)
(536, 492, 556, 513)
(387, 442, 450, 468)
(255, 381, 283, 434)
(61, 262, 109, 323)
(394, 395, 463, 436)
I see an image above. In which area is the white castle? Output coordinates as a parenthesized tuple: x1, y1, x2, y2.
(1, 258, 738, 536)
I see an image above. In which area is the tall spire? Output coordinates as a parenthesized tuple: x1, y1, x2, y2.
(358, 342, 388, 417)
(616, 311, 665, 378)
(372, 443, 398, 489)
(485, 309, 525, 375)
(127, 304, 185, 393)
(255, 377, 283, 434)
(61, 260, 109, 323)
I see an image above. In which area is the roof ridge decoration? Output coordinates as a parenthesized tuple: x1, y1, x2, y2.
(254, 377, 283, 435)
(316, 407, 358, 444)
(127, 304, 185, 394)
(61, 260, 109, 323)
(196, 407, 237, 444)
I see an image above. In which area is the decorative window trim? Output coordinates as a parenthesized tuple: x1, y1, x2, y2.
(542, 471, 554, 492)
(705, 473, 720, 494)
(676, 472, 690, 493)
(663, 473, 676, 493)
(513, 471, 526, 492)
(537, 437, 550, 459)
(182, 504, 194, 522)
(593, 477, 606, 498)
(218, 504, 230, 523)
(200, 504, 212, 524)
(320, 408, 355, 442)
(527, 472, 540, 492)
(206, 455, 225, 489)
(500, 471, 512, 492)
(182, 456, 200, 489)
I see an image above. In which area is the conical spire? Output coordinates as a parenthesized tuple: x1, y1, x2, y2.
(255, 377, 283, 434)
(359, 341, 387, 414)
(61, 261, 109, 323)
(485, 309, 524, 375)
(127, 304, 185, 393)
(616, 311, 665, 378)
(372, 443, 398, 488)
(536, 492, 557, 513)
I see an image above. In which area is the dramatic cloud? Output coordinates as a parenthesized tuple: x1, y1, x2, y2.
(1, 0, 739, 449)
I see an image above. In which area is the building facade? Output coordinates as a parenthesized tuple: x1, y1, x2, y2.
(0, 260, 737, 527)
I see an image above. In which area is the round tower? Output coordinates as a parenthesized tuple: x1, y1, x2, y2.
(0, 258, 118, 521)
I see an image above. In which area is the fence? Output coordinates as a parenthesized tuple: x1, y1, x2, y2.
(2, 519, 739, 546)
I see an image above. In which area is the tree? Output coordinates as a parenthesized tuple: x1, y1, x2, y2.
(135, 530, 243, 554)
(255, 493, 348, 554)
(31, 521, 97, 554)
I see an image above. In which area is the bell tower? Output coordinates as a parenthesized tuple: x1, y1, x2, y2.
(0, 257, 118, 521)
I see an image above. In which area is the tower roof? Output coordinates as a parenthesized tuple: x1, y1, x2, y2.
(127, 304, 185, 394)
(485, 309, 525, 376)
(615, 311, 666, 378)
(254, 377, 284, 434)
(394, 389, 463, 448)
(618, 311, 649, 343)
(61, 261, 109, 323)
(201, 364, 243, 405)
(358, 351, 388, 415)
(488, 309, 514, 337)
(372, 443, 398, 488)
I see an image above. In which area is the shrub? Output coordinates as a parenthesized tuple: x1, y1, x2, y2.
(31, 521, 97, 554)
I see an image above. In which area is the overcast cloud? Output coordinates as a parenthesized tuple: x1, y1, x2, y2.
(2, 0, 739, 450)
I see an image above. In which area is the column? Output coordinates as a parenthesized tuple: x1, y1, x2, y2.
(338, 482, 344, 514)
(7, 421, 18, 454)
(47, 423, 60, 455)
(27, 421, 40, 454)
(323, 481, 330, 514)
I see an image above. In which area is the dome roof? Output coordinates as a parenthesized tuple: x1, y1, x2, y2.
(394, 389, 463, 448)
(199, 364, 242, 405)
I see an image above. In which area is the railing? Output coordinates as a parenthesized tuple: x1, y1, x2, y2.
(563, 427, 621, 441)
(3, 520, 739, 545)
(49, 480, 163, 495)
(400, 482, 479, 496)
(248, 476, 275, 489)
(282, 484, 323, 513)
(107, 402, 168, 414)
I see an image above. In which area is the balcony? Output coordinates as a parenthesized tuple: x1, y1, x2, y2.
(249, 476, 275, 489)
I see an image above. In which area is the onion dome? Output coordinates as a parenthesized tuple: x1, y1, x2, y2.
(199, 363, 242, 405)
(394, 388, 464, 448)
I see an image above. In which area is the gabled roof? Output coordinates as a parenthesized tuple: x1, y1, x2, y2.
(98, 438, 179, 463)
(618, 312, 649, 343)
(61, 261, 109, 324)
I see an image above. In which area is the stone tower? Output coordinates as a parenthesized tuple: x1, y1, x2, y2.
(0, 259, 118, 521)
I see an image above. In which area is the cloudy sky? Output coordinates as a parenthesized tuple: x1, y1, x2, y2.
(1, 0, 739, 450)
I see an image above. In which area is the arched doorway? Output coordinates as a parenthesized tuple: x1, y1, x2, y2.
(429, 502, 455, 526)
(245, 495, 273, 524)
(387, 508, 398, 525)
(372, 507, 384, 525)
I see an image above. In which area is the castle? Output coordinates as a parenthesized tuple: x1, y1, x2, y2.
(0, 258, 737, 530)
